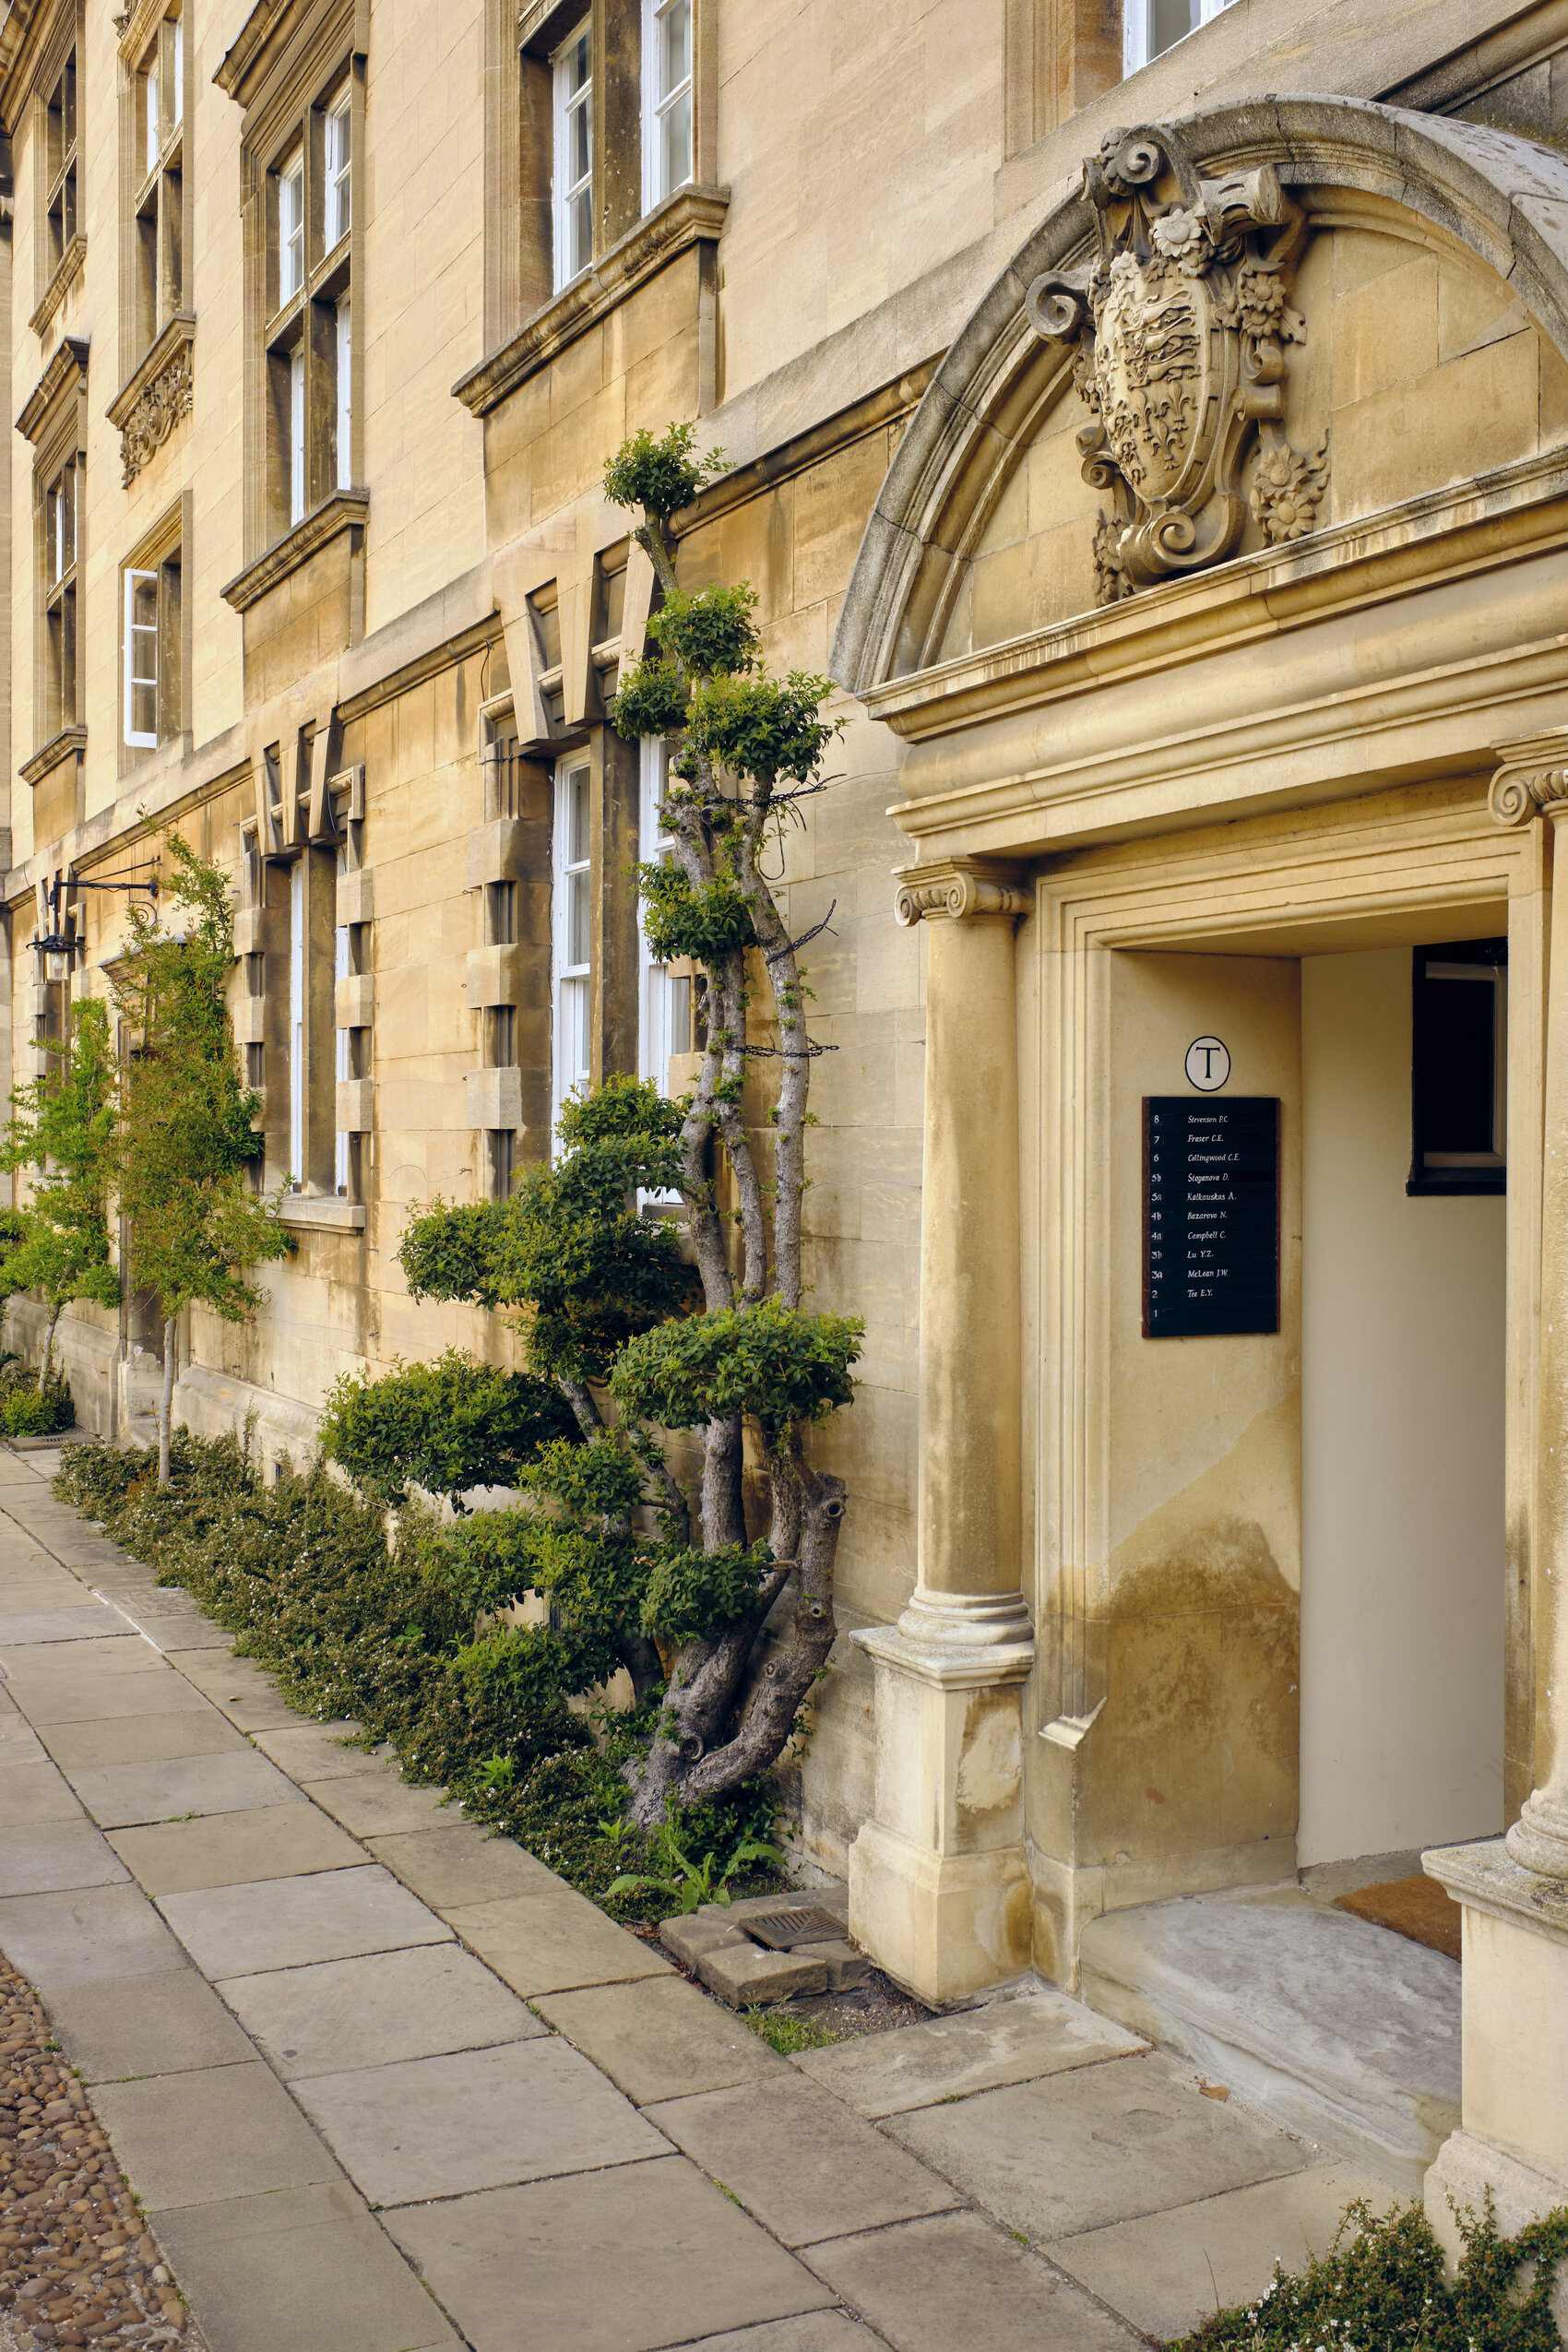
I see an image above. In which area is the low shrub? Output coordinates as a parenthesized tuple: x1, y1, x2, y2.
(52, 1429, 786, 1919)
(1173, 2193, 1568, 2350)
(4, 1376, 74, 1435)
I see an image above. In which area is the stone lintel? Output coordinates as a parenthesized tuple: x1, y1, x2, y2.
(220, 492, 369, 615)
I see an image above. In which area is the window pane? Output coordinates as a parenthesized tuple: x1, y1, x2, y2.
(568, 772, 590, 864)
(172, 18, 183, 122)
(280, 157, 303, 299)
(1151, 0, 1198, 54)
(571, 92, 590, 184)
(661, 87, 692, 196)
(46, 485, 61, 586)
(565, 31, 588, 95)
(62, 56, 75, 149)
(146, 69, 160, 172)
(327, 100, 351, 244)
(131, 574, 158, 645)
(660, 0, 691, 95)
(567, 870, 591, 968)
(671, 973, 691, 1056)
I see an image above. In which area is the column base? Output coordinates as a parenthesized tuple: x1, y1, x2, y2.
(849, 1822, 1033, 2007)
(1424, 2132, 1568, 2324)
(1505, 1788, 1568, 1878)
(848, 1595, 1036, 2008)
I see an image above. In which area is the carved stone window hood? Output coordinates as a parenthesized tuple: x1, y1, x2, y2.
(107, 313, 195, 487)
(1028, 123, 1326, 607)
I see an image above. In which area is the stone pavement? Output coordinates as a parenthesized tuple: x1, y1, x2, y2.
(0, 1445, 1395, 2350)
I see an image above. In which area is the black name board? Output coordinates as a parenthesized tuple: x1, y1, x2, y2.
(1143, 1097, 1280, 1339)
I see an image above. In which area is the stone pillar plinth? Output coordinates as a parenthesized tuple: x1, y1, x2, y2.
(1422, 766, 1568, 2299)
(849, 859, 1036, 2007)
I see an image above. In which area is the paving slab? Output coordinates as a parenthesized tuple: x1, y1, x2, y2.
(444, 1887, 674, 1995)
(294, 2034, 666, 2205)
(366, 1822, 560, 1907)
(133, 1615, 235, 1652)
(386, 2154, 837, 2352)
(805, 2210, 1144, 2351)
(218, 1942, 543, 2078)
(47, 1966, 257, 2083)
(795, 1990, 1147, 2117)
(108, 1800, 366, 1893)
(162, 1651, 299, 1730)
(252, 1720, 382, 1780)
(0, 1819, 130, 1894)
(2, 1632, 161, 1674)
(0, 1881, 190, 1984)
(158, 1863, 455, 1977)
(8, 1665, 211, 1722)
(681, 2322, 885, 2352)
(645, 2075, 963, 2248)
(0, 1576, 99, 1609)
(42, 1710, 250, 1768)
(301, 1770, 456, 1837)
(0, 1758, 86, 1824)
(0, 1716, 47, 1763)
(886, 2052, 1308, 2240)
(153, 2182, 459, 2352)
(1047, 2159, 1397, 2341)
(67, 1747, 300, 1827)
(92, 2060, 346, 2212)
(0, 1603, 137, 1645)
(534, 1976, 787, 2105)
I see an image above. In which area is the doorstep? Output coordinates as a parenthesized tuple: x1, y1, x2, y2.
(1077, 1881, 1462, 2195)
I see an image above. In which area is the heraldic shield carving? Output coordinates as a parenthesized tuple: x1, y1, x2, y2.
(1028, 125, 1328, 606)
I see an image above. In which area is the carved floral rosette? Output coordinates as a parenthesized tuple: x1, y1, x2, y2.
(120, 345, 193, 488)
(1026, 125, 1329, 606)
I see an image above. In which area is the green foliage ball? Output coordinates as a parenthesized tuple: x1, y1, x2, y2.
(321, 1348, 579, 1507)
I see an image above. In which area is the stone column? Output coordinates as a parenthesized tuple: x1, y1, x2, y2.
(1425, 748, 1568, 2297)
(849, 858, 1037, 2007)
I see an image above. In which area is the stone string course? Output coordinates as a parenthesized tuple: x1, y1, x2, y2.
(0, 1964, 192, 2346)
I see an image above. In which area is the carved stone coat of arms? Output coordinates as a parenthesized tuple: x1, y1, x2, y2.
(1028, 125, 1328, 606)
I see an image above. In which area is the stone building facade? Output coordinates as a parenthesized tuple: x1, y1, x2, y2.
(2, 0, 1568, 2254)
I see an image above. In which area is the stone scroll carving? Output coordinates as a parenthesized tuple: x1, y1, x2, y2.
(1027, 125, 1327, 606)
(894, 861, 1031, 926)
(119, 343, 193, 487)
(1489, 731, 1568, 826)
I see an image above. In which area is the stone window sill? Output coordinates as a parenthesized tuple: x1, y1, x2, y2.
(221, 490, 368, 615)
(279, 1194, 365, 1232)
(453, 184, 730, 419)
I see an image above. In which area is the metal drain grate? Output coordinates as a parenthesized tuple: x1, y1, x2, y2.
(742, 1905, 847, 1951)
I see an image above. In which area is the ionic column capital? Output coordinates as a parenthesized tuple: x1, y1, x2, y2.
(893, 858, 1031, 927)
(1488, 729, 1568, 826)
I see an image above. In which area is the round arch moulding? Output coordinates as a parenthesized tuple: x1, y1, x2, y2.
(829, 94, 1568, 702)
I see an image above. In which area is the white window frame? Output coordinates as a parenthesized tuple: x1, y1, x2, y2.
(335, 844, 350, 1193)
(290, 345, 306, 524)
(551, 757, 593, 1148)
(1123, 0, 1237, 75)
(279, 144, 304, 303)
(637, 737, 691, 1093)
(552, 20, 592, 293)
(641, 0, 693, 211)
(171, 15, 183, 125)
(326, 89, 351, 249)
(145, 59, 160, 172)
(289, 860, 305, 1189)
(123, 567, 159, 749)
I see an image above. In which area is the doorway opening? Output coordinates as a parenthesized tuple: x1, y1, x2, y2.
(1298, 943, 1506, 1871)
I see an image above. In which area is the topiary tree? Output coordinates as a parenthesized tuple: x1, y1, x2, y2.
(0, 997, 121, 1395)
(320, 1348, 580, 1512)
(386, 422, 862, 1826)
(110, 835, 291, 1487)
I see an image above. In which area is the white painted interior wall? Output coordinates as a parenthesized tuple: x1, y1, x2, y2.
(1299, 946, 1505, 1866)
